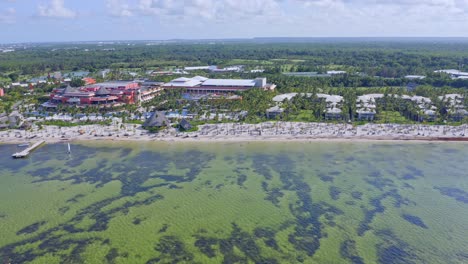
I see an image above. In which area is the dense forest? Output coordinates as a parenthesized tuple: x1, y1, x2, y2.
(1, 42, 468, 76)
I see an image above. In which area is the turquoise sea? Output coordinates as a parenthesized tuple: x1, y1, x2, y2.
(0, 141, 467, 263)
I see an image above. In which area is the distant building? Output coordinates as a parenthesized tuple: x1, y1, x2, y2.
(283, 72, 332, 78)
(52, 72, 62, 80)
(83, 77, 97, 85)
(184, 65, 243, 73)
(184, 66, 215, 71)
(434, 69, 468, 79)
(11, 82, 29, 88)
(64, 71, 90, 78)
(211, 65, 244, 73)
(100, 69, 111, 78)
(405, 75, 426, 80)
(250, 69, 265, 73)
(327, 70, 347, 75)
(0, 88, 4, 97)
(164, 76, 275, 93)
(266, 106, 284, 119)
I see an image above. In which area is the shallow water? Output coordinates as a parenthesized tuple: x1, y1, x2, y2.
(0, 141, 467, 263)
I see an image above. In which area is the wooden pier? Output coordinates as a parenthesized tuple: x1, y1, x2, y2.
(12, 140, 46, 159)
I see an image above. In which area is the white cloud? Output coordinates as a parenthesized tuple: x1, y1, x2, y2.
(138, 0, 282, 21)
(37, 0, 76, 18)
(0, 7, 15, 24)
(106, 0, 133, 17)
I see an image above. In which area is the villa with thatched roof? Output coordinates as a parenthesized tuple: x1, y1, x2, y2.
(179, 119, 192, 131)
(143, 112, 169, 129)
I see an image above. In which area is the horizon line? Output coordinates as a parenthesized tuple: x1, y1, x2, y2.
(2, 36, 468, 45)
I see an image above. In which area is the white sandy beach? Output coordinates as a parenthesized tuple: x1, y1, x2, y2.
(1, 122, 467, 144)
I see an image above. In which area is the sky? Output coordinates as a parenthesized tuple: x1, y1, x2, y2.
(1, 0, 468, 43)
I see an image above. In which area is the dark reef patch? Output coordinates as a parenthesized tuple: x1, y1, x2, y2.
(158, 224, 169, 233)
(358, 190, 411, 236)
(442, 148, 459, 154)
(16, 221, 47, 235)
(132, 218, 142, 225)
(154, 236, 194, 263)
(318, 172, 334, 182)
(351, 191, 363, 200)
(194, 236, 218, 258)
(376, 229, 421, 264)
(254, 227, 280, 251)
(58, 206, 70, 215)
(406, 165, 424, 178)
(105, 248, 120, 264)
(66, 194, 85, 203)
(265, 187, 284, 207)
(434, 187, 468, 204)
(365, 177, 395, 191)
(193, 223, 280, 263)
(28, 167, 56, 179)
(340, 240, 364, 264)
(237, 174, 247, 188)
(329, 186, 341, 200)
(402, 214, 428, 229)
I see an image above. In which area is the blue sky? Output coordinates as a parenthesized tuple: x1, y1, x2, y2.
(1, 0, 468, 43)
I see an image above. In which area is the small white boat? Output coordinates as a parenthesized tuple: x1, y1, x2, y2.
(67, 143, 71, 154)
(18, 143, 29, 147)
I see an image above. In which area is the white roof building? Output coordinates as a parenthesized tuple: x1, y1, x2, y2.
(327, 70, 347, 75)
(434, 69, 468, 78)
(163, 77, 203, 88)
(202, 79, 256, 87)
(163, 76, 272, 92)
(405, 75, 426, 80)
(184, 66, 215, 71)
(273, 93, 298, 102)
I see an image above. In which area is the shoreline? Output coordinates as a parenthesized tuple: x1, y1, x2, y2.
(1, 122, 467, 144)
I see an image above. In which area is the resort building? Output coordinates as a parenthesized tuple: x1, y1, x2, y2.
(270, 93, 343, 119)
(401, 95, 437, 121)
(163, 76, 276, 93)
(317, 94, 344, 119)
(438, 94, 468, 121)
(356, 94, 384, 121)
(43, 81, 163, 108)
